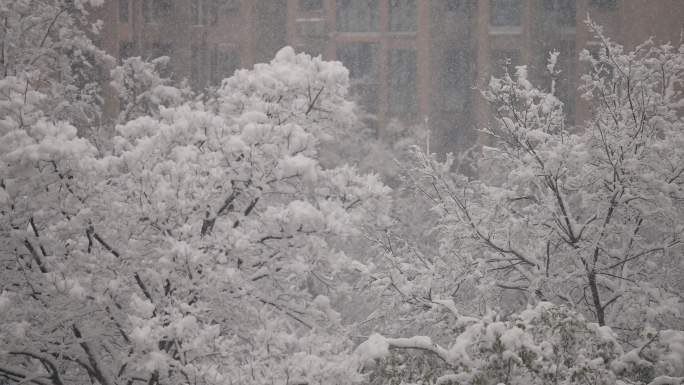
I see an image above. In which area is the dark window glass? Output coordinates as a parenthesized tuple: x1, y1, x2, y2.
(119, 0, 129, 23)
(490, 0, 521, 26)
(191, 0, 216, 25)
(337, 0, 379, 32)
(208, 0, 219, 25)
(556, 41, 576, 124)
(191, 44, 207, 87)
(300, 0, 323, 11)
(442, 47, 470, 110)
(591, 0, 617, 8)
(222, 0, 240, 13)
(389, 0, 417, 32)
(388, 49, 417, 116)
(541, 0, 575, 26)
(191, 0, 201, 24)
(297, 18, 327, 38)
(144, 0, 170, 23)
(191, 45, 200, 85)
(337, 43, 378, 112)
(446, 0, 461, 11)
(143, 0, 153, 22)
(211, 47, 241, 83)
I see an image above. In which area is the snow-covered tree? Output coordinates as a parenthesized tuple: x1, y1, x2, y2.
(110, 56, 192, 123)
(0, 0, 109, 136)
(355, 24, 684, 385)
(1, 45, 391, 385)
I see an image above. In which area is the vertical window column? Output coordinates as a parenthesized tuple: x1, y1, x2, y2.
(191, 0, 202, 25)
(442, 48, 469, 109)
(119, 0, 129, 23)
(555, 41, 576, 124)
(143, 0, 170, 23)
(191, 43, 207, 88)
(388, 49, 417, 116)
(336, 43, 379, 113)
(192, 0, 217, 26)
(210, 46, 241, 84)
(143, 0, 155, 23)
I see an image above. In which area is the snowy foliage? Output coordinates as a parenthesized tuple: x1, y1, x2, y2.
(110, 56, 192, 122)
(357, 303, 684, 385)
(357, 23, 684, 385)
(1, 44, 390, 384)
(2, 4, 683, 384)
(0, 0, 109, 136)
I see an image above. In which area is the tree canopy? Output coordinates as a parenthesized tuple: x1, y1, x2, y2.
(1, 3, 683, 384)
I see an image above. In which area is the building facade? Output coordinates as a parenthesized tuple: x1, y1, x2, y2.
(97, 0, 684, 153)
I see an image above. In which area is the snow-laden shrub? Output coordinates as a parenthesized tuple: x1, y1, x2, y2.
(356, 303, 684, 385)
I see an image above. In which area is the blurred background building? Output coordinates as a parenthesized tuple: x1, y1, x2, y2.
(95, 0, 684, 154)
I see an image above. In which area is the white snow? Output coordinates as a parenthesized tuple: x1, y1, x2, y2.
(355, 333, 390, 364)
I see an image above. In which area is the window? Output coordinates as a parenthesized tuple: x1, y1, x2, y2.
(389, 0, 417, 32)
(143, 0, 156, 22)
(119, 0, 129, 23)
(591, 0, 617, 8)
(210, 46, 241, 83)
(441, 47, 470, 110)
(297, 18, 327, 38)
(446, 0, 461, 11)
(555, 41, 576, 124)
(222, 0, 240, 14)
(388, 49, 417, 116)
(143, 0, 170, 23)
(541, 0, 575, 27)
(192, 0, 219, 26)
(490, 0, 521, 26)
(299, 0, 323, 11)
(190, 44, 207, 87)
(143, 0, 152, 22)
(191, 0, 207, 25)
(191, 0, 201, 24)
(207, 1, 219, 25)
(336, 43, 378, 112)
(336, 0, 379, 32)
